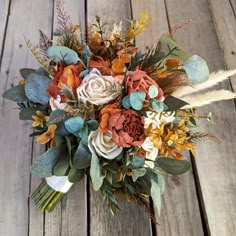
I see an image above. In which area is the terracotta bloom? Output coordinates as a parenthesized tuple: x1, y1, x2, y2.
(108, 109, 146, 148)
(126, 70, 164, 101)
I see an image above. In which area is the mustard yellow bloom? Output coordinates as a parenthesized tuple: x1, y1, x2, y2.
(32, 111, 49, 128)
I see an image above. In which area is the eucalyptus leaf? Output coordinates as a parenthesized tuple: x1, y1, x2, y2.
(150, 100, 165, 112)
(74, 142, 91, 169)
(131, 156, 145, 169)
(19, 68, 36, 79)
(25, 73, 51, 104)
(48, 109, 66, 124)
(90, 152, 105, 191)
(130, 91, 146, 110)
(81, 45, 91, 66)
(47, 46, 80, 65)
(19, 107, 39, 120)
(156, 157, 191, 175)
(53, 153, 70, 176)
(55, 120, 71, 136)
(68, 167, 85, 183)
(2, 85, 28, 103)
(65, 117, 84, 134)
(61, 83, 76, 100)
(122, 95, 131, 109)
(79, 125, 89, 145)
(183, 55, 209, 84)
(132, 168, 146, 182)
(31, 147, 62, 177)
(148, 85, 159, 98)
(87, 120, 99, 131)
(150, 179, 162, 216)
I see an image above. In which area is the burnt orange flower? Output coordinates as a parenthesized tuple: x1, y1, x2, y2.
(99, 102, 121, 133)
(109, 109, 145, 148)
(156, 58, 180, 79)
(89, 56, 112, 75)
(47, 62, 82, 99)
(36, 124, 57, 145)
(126, 70, 164, 101)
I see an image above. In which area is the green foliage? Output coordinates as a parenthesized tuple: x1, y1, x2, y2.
(164, 95, 188, 111)
(81, 45, 91, 67)
(2, 85, 28, 103)
(74, 142, 91, 169)
(53, 153, 70, 176)
(90, 152, 105, 191)
(61, 83, 75, 100)
(132, 168, 146, 182)
(156, 157, 191, 175)
(122, 95, 131, 109)
(150, 179, 162, 216)
(47, 46, 80, 65)
(150, 100, 165, 112)
(19, 107, 39, 120)
(55, 120, 71, 136)
(48, 109, 67, 124)
(148, 85, 159, 98)
(68, 168, 85, 183)
(87, 120, 99, 131)
(130, 91, 146, 110)
(64, 116, 84, 134)
(19, 68, 36, 79)
(183, 55, 209, 84)
(79, 125, 89, 145)
(25, 73, 51, 104)
(31, 147, 62, 177)
(131, 156, 145, 169)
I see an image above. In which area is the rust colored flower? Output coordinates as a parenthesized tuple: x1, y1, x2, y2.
(47, 62, 82, 99)
(109, 109, 145, 148)
(126, 70, 164, 101)
(89, 56, 112, 75)
(99, 102, 121, 133)
(36, 124, 57, 145)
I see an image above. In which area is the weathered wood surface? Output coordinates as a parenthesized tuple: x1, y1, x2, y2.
(0, 0, 236, 235)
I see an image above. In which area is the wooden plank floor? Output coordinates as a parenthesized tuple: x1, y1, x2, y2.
(0, 0, 235, 235)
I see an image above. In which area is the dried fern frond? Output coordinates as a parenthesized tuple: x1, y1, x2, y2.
(55, 0, 72, 33)
(189, 131, 220, 143)
(172, 69, 236, 98)
(182, 90, 236, 109)
(141, 43, 162, 70)
(155, 72, 190, 96)
(39, 30, 52, 60)
(24, 37, 50, 71)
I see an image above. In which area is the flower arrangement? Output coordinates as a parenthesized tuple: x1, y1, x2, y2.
(3, 0, 236, 218)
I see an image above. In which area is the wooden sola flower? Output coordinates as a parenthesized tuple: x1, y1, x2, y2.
(2, 0, 236, 221)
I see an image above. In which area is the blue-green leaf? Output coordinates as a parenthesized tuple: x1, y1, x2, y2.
(148, 85, 159, 98)
(150, 179, 162, 216)
(156, 157, 191, 175)
(150, 100, 165, 112)
(25, 73, 51, 104)
(47, 46, 80, 65)
(65, 117, 84, 134)
(90, 152, 105, 191)
(183, 55, 209, 84)
(48, 109, 67, 124)
(81, 45, 91, 66)
(68, 168, 85, 183)
(74, 142, 91, 169)
(130, 91, 146, 110)
(164, 96, 188, 111)
(122, 95, 131, 109)
(19, 68, 36, 79)
(31, 148, 61, 177)
(131, 156, 145, 168)
(132, 168, 146, 182)
(2, 85, 28, 103)
(87, 120, 99, 131)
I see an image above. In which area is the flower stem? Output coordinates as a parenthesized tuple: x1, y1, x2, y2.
(31, 180, 64, 212)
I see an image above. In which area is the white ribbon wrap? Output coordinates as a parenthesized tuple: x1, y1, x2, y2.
(46, 176, 73, 193)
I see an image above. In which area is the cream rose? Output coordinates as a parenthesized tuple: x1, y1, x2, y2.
(141, 137, 159, 169)
(49, 95, 72, 112)
(88, 129, 123, 160)
(77, 68, 120, 105)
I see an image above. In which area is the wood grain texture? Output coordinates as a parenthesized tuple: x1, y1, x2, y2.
(0, 0, 10, 59)
(132, 2, 204, 235)
(0, 0, 53, 235)
(165, 0, 236, 235)
(87, 1, 152, 235)
(44, 1, 88, 235)
(207, 0, 236, 90)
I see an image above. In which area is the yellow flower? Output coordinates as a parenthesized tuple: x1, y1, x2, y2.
(32, 111, 49, 128)
(36, 124, 57, 145)
(128, 11, 151, 38)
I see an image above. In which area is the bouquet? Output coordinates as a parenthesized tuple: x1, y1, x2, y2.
(3, 0, 236, 218)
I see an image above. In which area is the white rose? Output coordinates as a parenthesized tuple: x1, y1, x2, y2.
(141, 137, 159, 169)
(88, 129, 123, 160)
(49, 95, 72, 112)
(77, 68, 120, 106)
